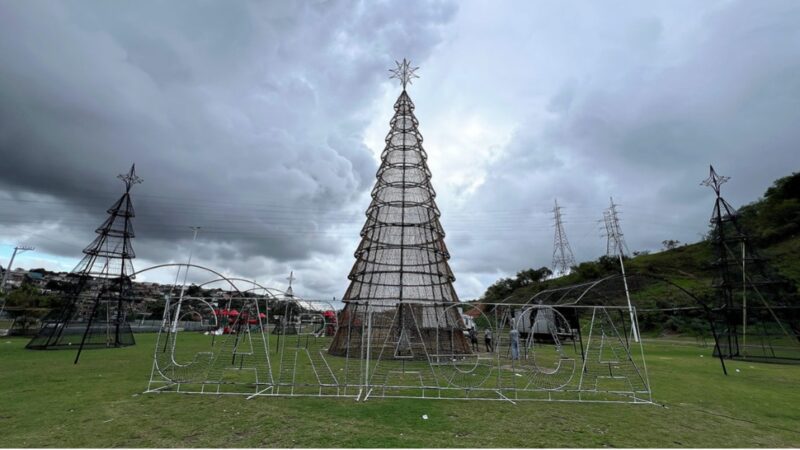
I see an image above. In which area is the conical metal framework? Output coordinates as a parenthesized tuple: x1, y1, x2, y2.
(27, 165, 141, 359)
(703, 165, 799, 361)
(328, 66, 470, 359)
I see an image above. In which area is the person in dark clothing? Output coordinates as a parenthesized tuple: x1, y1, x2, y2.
(469, 326, 479, 352)
(509, 327, 520, 360)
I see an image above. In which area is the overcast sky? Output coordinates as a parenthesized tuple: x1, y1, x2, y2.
(1, 0, 799, 299)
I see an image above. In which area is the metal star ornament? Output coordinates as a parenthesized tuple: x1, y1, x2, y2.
(118, 164, 143, 192)
(389, 58, 419, 90)
(701, 165, 729, 197)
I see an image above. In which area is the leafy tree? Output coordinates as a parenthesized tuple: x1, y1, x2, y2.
(737, 172, 800, 245)
(514, 267, 552, 286)
(186, 284, 203, 297)
(481, 277, 515, 302)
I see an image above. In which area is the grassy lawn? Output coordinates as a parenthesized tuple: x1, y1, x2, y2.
(1, 333, 799, 448)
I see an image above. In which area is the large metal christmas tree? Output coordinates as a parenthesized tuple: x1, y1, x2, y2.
(328, 60, 471, 359)
(27, 165, 141, 361)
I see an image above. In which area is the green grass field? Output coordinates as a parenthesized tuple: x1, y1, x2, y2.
(1, 333, 799, 448)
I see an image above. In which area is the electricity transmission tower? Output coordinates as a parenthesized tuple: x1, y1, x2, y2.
(551, 199, 576, 276)
(286, 271, 295, 298)
(604, 197, 629, 257)
(603, 197, 639, 342)
(602, 211, 613, 256)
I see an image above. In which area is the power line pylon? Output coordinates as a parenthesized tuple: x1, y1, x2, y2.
(551, 199, 576, 277)
(602, 210, 613, 256)
(603, 197, 639, 342)
(286, 271, 295, 298)
(604, 197, 630, 257)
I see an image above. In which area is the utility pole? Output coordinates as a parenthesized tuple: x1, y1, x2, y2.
(604, 198, 639, 342)
(551, 199, 576, 277)
(0, 245, 35, 317)
(1, 245, 35, 293)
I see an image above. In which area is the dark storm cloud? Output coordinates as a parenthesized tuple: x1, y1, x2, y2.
(2, 0, 798, 300)
(0, 0, 458, 294)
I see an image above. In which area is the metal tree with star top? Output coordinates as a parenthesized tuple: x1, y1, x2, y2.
(328, 60, 472, 360)
(27, 165, 142, 362)
(703, 165, 800, 362)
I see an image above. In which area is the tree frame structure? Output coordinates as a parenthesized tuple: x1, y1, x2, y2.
(328, 60, 471, 360)
(27, 165, 141, 361)
(702, 165, 800, 362)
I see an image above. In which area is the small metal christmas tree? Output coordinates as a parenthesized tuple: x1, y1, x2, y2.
(703, 165, 799, 361)
(27, 165, 141, 362)
(328, 60, 472, 360)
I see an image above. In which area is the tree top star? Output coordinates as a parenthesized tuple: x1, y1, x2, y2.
(701, 165, 729, 197)
(389, 58, 419, 90)
(118, 164, 143, 192)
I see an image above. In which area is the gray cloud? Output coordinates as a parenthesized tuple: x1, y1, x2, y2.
(0, 0, 458, 295)
(438, 0, 800, 297)
(1, 0, 798, 301)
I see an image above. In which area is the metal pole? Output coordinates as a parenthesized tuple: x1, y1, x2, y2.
(75, 289, 104, 364)
(741, 242, 747, 357)
(168, 227, 200, 365)
(364, 308, 372, 392)
(606, 198, 638, 342)
(171, 227, 201, 334)
(618, 253, 640, 342)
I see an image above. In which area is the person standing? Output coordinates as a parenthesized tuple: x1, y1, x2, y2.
(469, 326, 479, 352)
(484, 328, 493, 352)
(509, 327, 520, 360)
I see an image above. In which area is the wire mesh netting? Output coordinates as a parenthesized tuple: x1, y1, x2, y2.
(26, 283, 136, 349)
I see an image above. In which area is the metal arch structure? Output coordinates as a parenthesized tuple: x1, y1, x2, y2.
(196, 277, 289, 299)
(136, 263, 342, 397)
(512, 272, 731, 373)
(136, 263, 275, 395)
